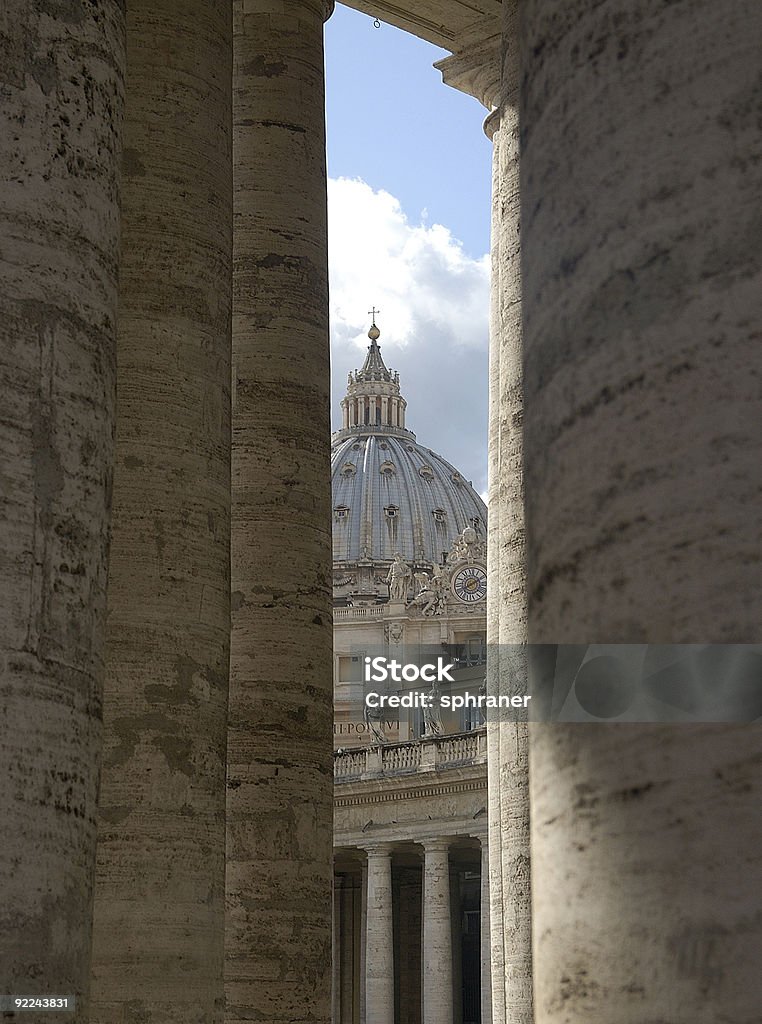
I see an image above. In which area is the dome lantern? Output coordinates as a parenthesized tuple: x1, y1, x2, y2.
(339, 312, 408, 434)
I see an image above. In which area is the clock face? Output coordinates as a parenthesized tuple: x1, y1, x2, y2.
(452, 564, 487, 604)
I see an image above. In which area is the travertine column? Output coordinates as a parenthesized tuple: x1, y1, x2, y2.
(360, 858, 368, 1024)
(0, 5, 124, 1018)
(333, 875, 342, 1024)
(487, 3, 533, 1022)
(521, 1, 762, 1022)
(422, 840, 453, 1024)
(480, 838, 492, 1024)
(89, 4, 232, 1022)
(484, 106, 507, 1024)
(226, 3, 334, 1023)
(340, 878, 355, 1024)
(365, 846, 395, 1024)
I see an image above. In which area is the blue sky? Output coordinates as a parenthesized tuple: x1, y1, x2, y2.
(325, 5, 492, 259)
(325, 4, 493, 494)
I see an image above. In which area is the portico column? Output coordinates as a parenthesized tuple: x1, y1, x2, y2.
(521, 2, 762, 1022)
(227, 3, 335, 1024)
(364, 845, 395, 1024)
(360, 857, 368, 1024)
(480, 838, 492, 1024)
(0, 6, 124, 1015)
(422, 839, 453, 1024)
(486, 3, 533, 1022)
(333, 875, 342, 1024)
(340, 876, 355, 1024)
(89, 4, 233, 1022)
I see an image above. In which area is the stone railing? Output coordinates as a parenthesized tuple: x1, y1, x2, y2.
(334, 728, 486, 781)
(334, 606, 386, 620)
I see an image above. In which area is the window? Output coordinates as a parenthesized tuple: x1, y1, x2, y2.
(432, 508, 447, 523)
(384, 505, 399, 519)
(462, 702, 483, 732)
(334, 506, 349, 519)
(379, 460, 396, 477)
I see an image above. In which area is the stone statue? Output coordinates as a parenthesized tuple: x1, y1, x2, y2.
(447, 525, 486, 566)
(423, 679, 444, 737)
(407, 563, 450, 617)
(386, 552, 411, 602)
(364, 702, 388, 745)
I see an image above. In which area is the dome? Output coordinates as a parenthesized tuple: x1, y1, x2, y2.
(331, 433, 486, 564)
(332, 317, 486, 566)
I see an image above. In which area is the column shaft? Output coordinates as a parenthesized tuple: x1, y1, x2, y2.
(333, 876, 342, 1024)
(487, 2, 533, 1021)
(480, 839, 492, 1024)
(340, 877, 356, 1023)
(422, 842, 453, 1024)
(521, 1, 762, 1022)
(484, 106, 508, 1024)
(89, 4, 232, 1021)
(0, 5, 124, 1017)
(365, 848, 394, 1024)
(227, 3, 334, 1023)
(360, 858, 368, 1024)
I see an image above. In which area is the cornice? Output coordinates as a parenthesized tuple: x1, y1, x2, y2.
(434, 13, 502, 110)
(335, 775, 487, 808)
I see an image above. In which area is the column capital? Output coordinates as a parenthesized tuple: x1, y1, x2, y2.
(303, 0, 335, 21)
(483, 107, 501, 141)
(434, 14, 502, 110)
(421, 836, 452, 853)
(363, 841, 395, 857)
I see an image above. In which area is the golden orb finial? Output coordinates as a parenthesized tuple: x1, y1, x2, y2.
(367, 305, 381, 341)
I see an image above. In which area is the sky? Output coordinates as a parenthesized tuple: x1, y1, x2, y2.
(325, 4, 493, 495)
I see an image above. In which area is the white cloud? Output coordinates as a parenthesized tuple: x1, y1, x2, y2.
(328, 176, 490, 494)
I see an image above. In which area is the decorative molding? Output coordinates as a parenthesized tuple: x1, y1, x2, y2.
(335, 777, 487, 808)
(434, 13, 502, 109)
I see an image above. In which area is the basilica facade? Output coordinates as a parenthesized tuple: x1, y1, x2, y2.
(331, 326, 490, 1022)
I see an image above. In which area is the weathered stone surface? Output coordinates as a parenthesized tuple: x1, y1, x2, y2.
(484, 2, 533, 1020)
(89, 3, 232, 1022)
(226, 3, 334, 1023)
(0, 4, 124, 1019)
(422, 840, 454, 1024)
(520, 1, 762, 1021)
(364, 846, 395, 1024)
(521, 0, 762, 643)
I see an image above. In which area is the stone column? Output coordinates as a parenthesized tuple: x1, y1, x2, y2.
(365, 845, 395, 1024)
(333, 875, 342, 1024)
(487, 4, 533, 1023)
(422, 839, 453, 1024)
(0, 5, 124, 1018)
(521, 2, 762, 1023)
(88, 4, 232, 1022)
(340, 877, 356, 1024)
(483, 105, 508, 1024)
(226, 3, 334, 1024)
(360, 857, 368, 1024)
(480, 838, 492, 1024)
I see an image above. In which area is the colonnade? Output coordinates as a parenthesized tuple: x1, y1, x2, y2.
(1, 1, 761, 1023)
(334, 838, 489, 1024)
